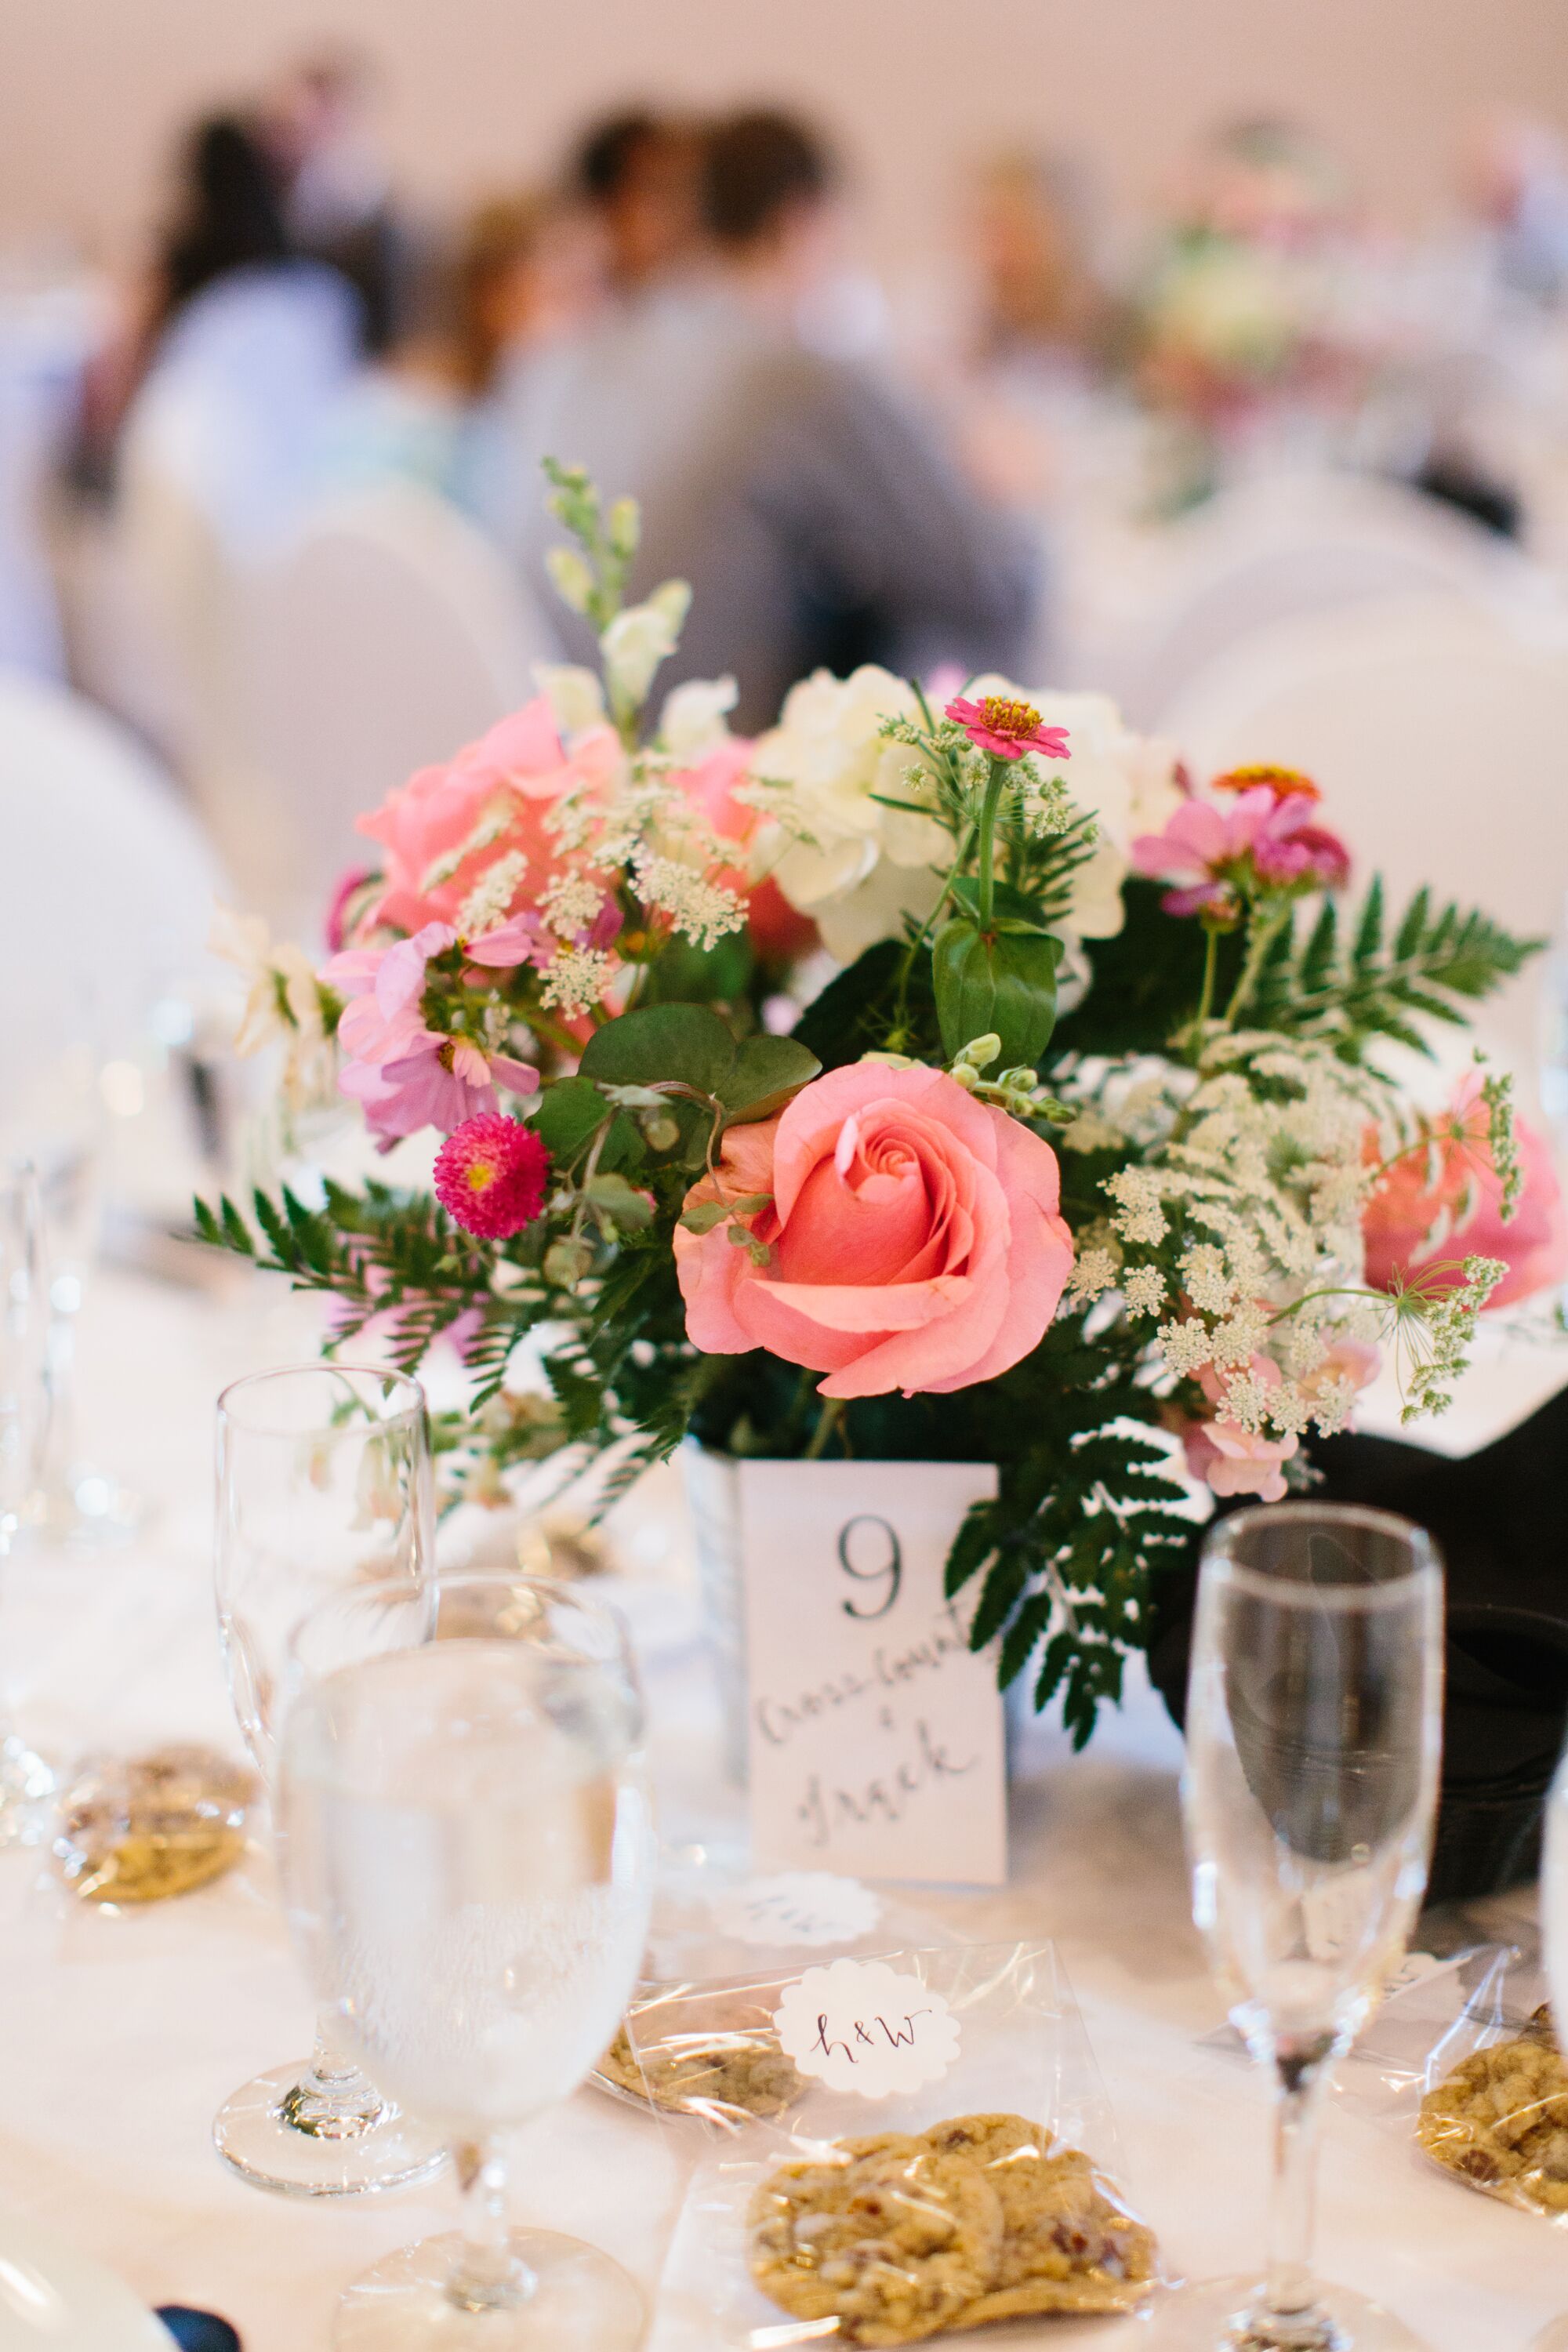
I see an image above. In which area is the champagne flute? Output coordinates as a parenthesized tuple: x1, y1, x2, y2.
(277, 1570, 655, 2349)
(0, 1162, 54, 1837)
(1148, 1503, 1444, 2351)
(212, 1364, 444, 2196)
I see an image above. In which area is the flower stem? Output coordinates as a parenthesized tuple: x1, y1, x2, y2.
(975, 760, 1007, 931)
(1221, 905, 1286, 1027)
(1187, 924, 1221, 1054)
(804, 1397, 845, 1460)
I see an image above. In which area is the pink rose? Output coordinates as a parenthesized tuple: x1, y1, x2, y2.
(357, 699, 622, 938)
(673, 1063, 1074, 1398)
(1363, 1079, 1568, 1310)
(676, 736, 817, 964)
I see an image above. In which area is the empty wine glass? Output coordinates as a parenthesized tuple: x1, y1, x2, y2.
(0, 1162, 54, 1838)
(276, 1570, 655, 2350)
(1147, 1503, 1444, 2351)
(212, 1364, 444, 2196)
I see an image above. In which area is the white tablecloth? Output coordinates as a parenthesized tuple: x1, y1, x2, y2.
(3, 1265, 1566, 2351)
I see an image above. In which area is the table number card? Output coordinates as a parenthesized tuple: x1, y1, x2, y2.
(737, 1458, 1006, 1885)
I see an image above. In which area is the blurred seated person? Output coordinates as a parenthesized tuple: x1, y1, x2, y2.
(971, 151, 1112, 383)
(260, 46, 408, 354)
(80, 112, 361, 503)
(317, 191, 605, 510)
(505, 109, 1037, 728)
(572, 109, 703, 299)
(108, 115, 361, 556)
(951, 148, 1123, 514)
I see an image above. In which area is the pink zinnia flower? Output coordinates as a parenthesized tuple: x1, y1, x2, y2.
(945, 693, 1072, 764)
(1131, 784, 1348, 916)
(434, 1115, 550, 1240)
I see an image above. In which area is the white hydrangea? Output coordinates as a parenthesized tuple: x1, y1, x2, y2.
(750, 666, 947, 963)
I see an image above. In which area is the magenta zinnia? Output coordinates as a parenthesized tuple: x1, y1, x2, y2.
(945, 693, 1071, 764)
(434, 1114, 550, 1240)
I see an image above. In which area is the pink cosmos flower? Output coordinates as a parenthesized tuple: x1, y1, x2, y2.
(355, 698, 622, 939)
(945, 693, 1072, 764)
(325, 866, 376, 954)
(673, 1063, 1074, 1398)
(434, 1115, 550, 1240)
(1363, 1078, 1568, 1310)
(1183, 1415, 1298, 1502)
(1131, 785, 1348, 916)
(323, 921, 539, 1145)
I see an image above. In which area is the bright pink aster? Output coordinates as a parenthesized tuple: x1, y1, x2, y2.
(673, 1063, 1074, 1398)
(945, 693, 1072, 764)
(434, 1115, 550, 1240)
(1363, 1078, 1568, 1310)
(325, 866, 376, 954)
(355, 699, 622, 939)
(323, 922, 539, 1145)
(1131, 785, 1348, 916)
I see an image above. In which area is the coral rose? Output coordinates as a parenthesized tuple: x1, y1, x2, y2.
(673, 1063, 1074, 1398)
(1363, 1078, 1568, 1310)
(357, 698, 622, 938)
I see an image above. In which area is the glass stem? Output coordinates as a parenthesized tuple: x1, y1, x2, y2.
(1260, 2037, 1335, 2347)
(449, 2137, 530, 2315)
(278, 2014, 392, 2140)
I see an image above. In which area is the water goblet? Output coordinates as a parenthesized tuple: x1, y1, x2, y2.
(212, 1363, 444, 2195)
(0, 1161, 55, 1836)
(277, 1569, 655, 2350)
(1146, 1502, 1444, 2351)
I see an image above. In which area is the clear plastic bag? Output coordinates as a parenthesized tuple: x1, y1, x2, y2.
(1338, 1939, 1568, 2220)
(590, 1847, 953, 2115)
(637, 1940, 1159, 2347)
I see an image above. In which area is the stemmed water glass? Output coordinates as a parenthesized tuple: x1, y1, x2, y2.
(1147, 1502, 1445, 2351)
(212, 1364, 445, 2196)
(276, 1569, 656, 2349)
(0, 1162, 54, 1837)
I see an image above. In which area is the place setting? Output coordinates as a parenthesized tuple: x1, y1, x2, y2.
(8, 24, 1568, 2350)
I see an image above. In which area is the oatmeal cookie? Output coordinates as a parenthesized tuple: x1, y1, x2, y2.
(1418, 2015, 1568, 2212)
(596, 2022, 801, 2118)
(921, 2114, 1156, 2305)
(748, 2143, 1005, 2346)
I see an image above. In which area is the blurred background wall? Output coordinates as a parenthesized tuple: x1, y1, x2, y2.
(5, 0, 1568, 273)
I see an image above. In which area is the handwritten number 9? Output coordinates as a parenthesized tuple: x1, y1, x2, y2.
(838, 1516, 902, 1621)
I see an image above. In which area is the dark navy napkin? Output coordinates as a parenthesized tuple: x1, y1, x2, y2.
(157, 2311, 241, 2352)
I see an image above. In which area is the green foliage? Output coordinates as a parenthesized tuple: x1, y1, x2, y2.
(1051, 880, 1244, 1057)
(1245, 879, 1540, 1058)
(932, 913, 1062, 1066)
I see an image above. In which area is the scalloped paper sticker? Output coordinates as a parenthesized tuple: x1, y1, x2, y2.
(773, 1957, 960, 2099)
(711, 1871, 884, 1950)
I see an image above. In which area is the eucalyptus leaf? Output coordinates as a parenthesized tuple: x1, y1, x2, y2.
(718, 1033, 821, 1123)
(578, 1003, 735, 1095)
(532, 1076, 607, 1163)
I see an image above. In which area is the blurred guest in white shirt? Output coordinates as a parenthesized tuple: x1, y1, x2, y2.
(503, 109, 1037, 728)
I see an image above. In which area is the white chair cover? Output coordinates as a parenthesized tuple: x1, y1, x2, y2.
(1096, 472, 1552, 727)
(1160, 593, 1568, 1112)
(0, 670, 223, 1094)
(238, 482, 548, 942)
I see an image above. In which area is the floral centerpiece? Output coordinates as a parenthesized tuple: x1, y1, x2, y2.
(202, 462, 1556, 1745)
